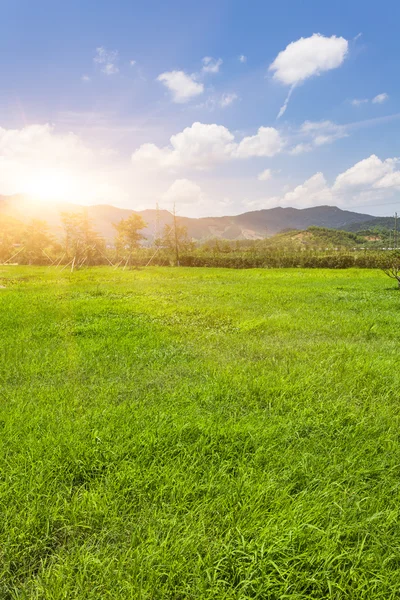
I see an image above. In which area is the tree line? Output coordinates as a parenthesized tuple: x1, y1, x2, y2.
(1, 210, 400, 275)
(0, 210, 193, 266)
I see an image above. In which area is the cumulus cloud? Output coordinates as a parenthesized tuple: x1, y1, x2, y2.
(163, 178, 205, 205)
(239, 55, 247, 64)
(270, 154, 400, 210)
(130, 60, 136, 67)
(81, 75, 91, 83)
(157, 71, 204, 103)
(372, 93, 389, 104)
(270, 34, 349, 86)
(132, 122, 284, 170)
(202, 57, 223, 74)
(94, 47, 119, 75)
(333, 155, 399, 190)
(157, 57, 223, 105)
(258, 168, 272, 181)
(282, 173, 333, 207)
(235, 127, 283, 158)
(269, 33, 349, 117)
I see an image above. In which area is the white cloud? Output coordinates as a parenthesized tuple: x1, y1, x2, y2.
(372, 93, 389, 104)
(94, 47, 119, 75)
(269, 33, 348, 118)
(269, 33, 349, 86)
(198, 92, 239, 110)
(163, 178, 205, 205)
(132, 122, 284, 170)
(130, 60, 136, 67)
(333, 155, 398, 190)
(289, 143, 313, 155)
(239, 55, 247, 64)
(235, 127, 283, 158)
(288, 120, 348, 154)
(374, 172, 400, 189)
(281, 173, 333, 208)
(81, 75, 91, 82)
(352, 93, 389, 106)
(300, 120, 348, 146)
(202, 57, 223, 74)
(157, 71, 204, 103)
(219, 93, 238, 108)
(351, 98, 368, 107)
(271, 154, 400, 210)
(258, 168, 272, 181)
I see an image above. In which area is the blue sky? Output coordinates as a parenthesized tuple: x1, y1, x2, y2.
(1, 0, 400, 216)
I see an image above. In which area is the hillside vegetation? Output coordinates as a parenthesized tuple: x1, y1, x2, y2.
(1, 267, 400, 598)
(0, 194, 386, 242)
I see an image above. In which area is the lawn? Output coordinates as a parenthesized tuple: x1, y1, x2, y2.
(1, 266, 400, 599)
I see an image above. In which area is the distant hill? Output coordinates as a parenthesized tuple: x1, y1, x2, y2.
(0, 194, 388, 242)
(338, 217, 396, 232)
(262, 226, 374, 250)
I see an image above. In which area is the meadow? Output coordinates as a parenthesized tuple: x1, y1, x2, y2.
(1, 266, 400, 599)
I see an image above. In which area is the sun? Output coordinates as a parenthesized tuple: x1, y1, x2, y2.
(25, 168, 78, 202)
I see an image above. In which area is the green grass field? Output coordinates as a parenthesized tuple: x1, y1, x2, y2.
(1, 266, 400, 599)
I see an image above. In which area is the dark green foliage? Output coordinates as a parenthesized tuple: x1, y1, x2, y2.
(1, 267, 400, 597)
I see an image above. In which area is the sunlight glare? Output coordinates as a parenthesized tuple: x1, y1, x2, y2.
(25, 168, 79, 203)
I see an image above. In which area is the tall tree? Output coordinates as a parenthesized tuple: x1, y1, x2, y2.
(61, 210, 104, 266)
(113, 214, 147, 263)
(159, 223, 193, 264)
(0, 215, 25, 263)
(380, 249, 400, 288)
(22, 220, 55, 264)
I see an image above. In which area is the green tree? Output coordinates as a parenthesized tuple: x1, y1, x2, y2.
(113, 214, 147, 263)
(22, 220, 55, 264)
(0, 216, 24, 263)
(159, 223, 194, 264)
(61, 210, 105, 266)
(380, 249, 400, 288)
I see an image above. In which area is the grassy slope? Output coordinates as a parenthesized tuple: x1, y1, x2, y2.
(1, 267, 400, 599)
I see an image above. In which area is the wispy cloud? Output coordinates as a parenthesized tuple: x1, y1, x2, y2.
(94, 47, 119, 75)
(351, 98, 368, 107)
(289, 120, 348, 154)
(372, 92, 389, 104)
(351, 92, 389, 107)
(201, 56, 223, 74)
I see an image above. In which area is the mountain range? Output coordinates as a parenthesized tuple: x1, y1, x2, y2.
(0, 194, 392, 242)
